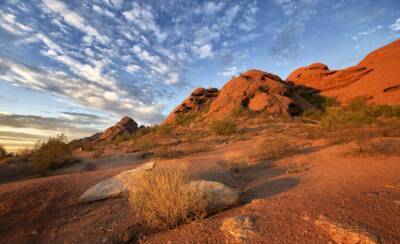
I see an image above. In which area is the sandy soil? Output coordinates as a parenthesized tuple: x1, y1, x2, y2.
(0, 135, 399, 243)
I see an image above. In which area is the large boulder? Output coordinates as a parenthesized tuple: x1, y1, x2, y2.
(163, 87, 219, 125)
(185, 180, 240, 212)
(79, 161, 155, 202)
(99, 116, 139, 141)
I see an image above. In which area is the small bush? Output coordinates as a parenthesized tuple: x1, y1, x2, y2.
(247, 138, 300, 161)
(0, 145, 7, 161)
(210, 118, 237, 136)
(231, 106, 252, 118)
(303, 108, 323, 120)
(176, 112, 200, 127)
(354, 138, 400, 156)
(152, 144, 211, 160)
(320, 107, 375, 130)
(114, 132, 132, 143)
(30, 134, 74, 174)
(156, 125, 173, 135)
(128, 164, 207, 230)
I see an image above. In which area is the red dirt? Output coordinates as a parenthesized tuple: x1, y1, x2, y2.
(1, 136, 399, 243)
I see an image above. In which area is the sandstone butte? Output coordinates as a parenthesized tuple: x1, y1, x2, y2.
(163, 39, 400, 124)
(286, 39, 400, 105)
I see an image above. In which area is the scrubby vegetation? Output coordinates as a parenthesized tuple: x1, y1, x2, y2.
(0, 145, 7, 161)
(354, 137, 400, 156)
(247, 138, 300, 161)
(152, 144, 212, 160)
(175, 112, 201, 127)
(30, 134, 76, 174)
(210, 118, 237, 135)
(302, 97, 400, 130)
(128, 164, 207, 230)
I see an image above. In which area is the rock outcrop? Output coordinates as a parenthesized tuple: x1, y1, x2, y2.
(99, 116, 138, 141)
(287, 39, 400, 104)
(79, 161, 155, 202)
(185, 180, 240, 212)
(162, 70, 315, 124)
(163, 87, 219, 124)
(207, 69, 313, 117)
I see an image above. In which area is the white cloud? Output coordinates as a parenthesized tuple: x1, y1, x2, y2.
(203, 2, 225, 15)
(110, 0, 123, 9)
(219, 66, 238, 77)
(93, 5, 115, 18)
(123, 2, 167, 42)
(0, 10, 33, 35)
(390, 17, 400, 31)
(126, 64, 140, 73)
(165, 72, 180, 85)
(192, 44, 213, 59)
(42, 0, 110, 44)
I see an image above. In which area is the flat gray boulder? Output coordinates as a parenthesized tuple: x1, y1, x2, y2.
(79, 161, 155, 202)
(185, 180, 240, 212)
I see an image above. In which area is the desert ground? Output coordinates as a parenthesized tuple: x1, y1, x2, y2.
(1, 115, 399, 243)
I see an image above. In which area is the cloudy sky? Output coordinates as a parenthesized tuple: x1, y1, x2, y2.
(0, 0, 399, 151)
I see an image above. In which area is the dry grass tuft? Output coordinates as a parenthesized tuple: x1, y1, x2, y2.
(128, 163, 207, 230)
(354, 137, 400, 156)
(210, 118, 237, 136)
(151, 144, 212, 160)
(247, 138, 300, 161)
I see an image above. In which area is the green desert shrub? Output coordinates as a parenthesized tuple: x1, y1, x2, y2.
(0, 145, 7, 160)
(114, 132, 133, 143)
(30, 134, 75, 174)
(176, 112, 200, 126)
(210, 118, 237, 136)
(128, 164, 207, 229)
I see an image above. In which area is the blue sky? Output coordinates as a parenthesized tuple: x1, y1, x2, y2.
(0, 0, 399, 151)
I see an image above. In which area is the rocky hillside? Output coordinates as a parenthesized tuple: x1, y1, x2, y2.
(163, 69, 315, 124)
(163, 88, 219, 124)
(71, 116, 139, 148)
(287, 39, 400, 104)
(98, 116, 138, 141)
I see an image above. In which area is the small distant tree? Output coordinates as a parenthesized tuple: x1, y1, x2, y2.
(0, 145, 7, 160)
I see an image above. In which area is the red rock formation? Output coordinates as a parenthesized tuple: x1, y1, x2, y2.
(163, 87, 219, 124)
(162, 70, 315, 124)
(99, 116, 138, 141)
(207, 69, 313, 117)
(287, 39, 400, 104)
